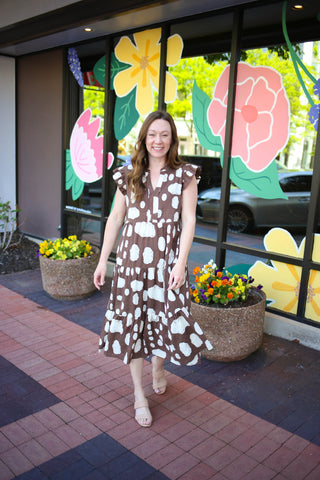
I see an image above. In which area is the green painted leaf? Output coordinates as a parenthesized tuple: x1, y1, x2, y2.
(230, 157, 288, 199)
(114, 88, 139, 140)
(192, 80, 223, 152)
(65, 149, 85, 200)
(93, 55, 106, 87)
(93, 53, 131, 89)
(110, 52, 130, 89)
(65, 149, 76, 190)
(72, 177, 84, 201)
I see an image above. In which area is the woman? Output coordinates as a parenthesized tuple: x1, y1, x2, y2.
(94, 111, 212, 427)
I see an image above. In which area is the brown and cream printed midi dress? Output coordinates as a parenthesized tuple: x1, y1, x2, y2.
(99, 163, 212, 365)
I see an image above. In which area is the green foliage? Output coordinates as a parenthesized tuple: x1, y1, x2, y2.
(0, 200, 20, 251)
(204, 44, 303, 64)
(167, 56, 227, 133)
(83, 86, 105, 135)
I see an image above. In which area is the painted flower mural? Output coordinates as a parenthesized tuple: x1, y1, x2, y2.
(282, 1, 319, 131)
(113, 28, 183, 116)
(193, 62, 290, 200)
(66, 108, 114, 201)
(207, 62, 290, 173)
(249, 228, 320, 322)
(70, 108, 104, 183)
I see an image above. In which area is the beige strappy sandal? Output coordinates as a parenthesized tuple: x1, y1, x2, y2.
(152, 369, 167, 395)
(134, 399, 152, 427)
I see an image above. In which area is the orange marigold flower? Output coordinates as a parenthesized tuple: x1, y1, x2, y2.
(211, 280, 217, 287)
(217, 271, 222, 278)
(193, 266, 201, 274)
(208, 288, 214, 295)
(227, 292, 233, 299)
(222, 279, 228, 285)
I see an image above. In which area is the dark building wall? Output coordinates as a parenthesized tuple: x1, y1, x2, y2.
(17, 49, 63, 239)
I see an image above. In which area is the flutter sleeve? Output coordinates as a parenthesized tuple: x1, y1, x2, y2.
(182, 163, 201, 189)
(112, 166, 128, 195)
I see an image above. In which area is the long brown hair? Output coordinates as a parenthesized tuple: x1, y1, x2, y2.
(128, 111, 185, 202)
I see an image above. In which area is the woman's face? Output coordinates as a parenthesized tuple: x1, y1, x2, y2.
(145, 119, 172, 163)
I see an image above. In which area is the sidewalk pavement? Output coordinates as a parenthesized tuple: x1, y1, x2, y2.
(0, 269, 320, 480)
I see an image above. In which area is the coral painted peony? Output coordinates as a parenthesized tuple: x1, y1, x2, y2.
(208, 62, 290, 172)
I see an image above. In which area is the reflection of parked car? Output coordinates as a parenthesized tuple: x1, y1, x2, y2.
(181, 155, 222, 192)
(197, 171, 317, 233)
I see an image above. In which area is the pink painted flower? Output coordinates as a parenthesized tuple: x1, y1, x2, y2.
(208, 62, 290, 172)
(70, 108, 104, 182)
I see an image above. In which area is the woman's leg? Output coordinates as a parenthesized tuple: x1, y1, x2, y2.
(151, 355, 167, 394)
(129, 358, 152, 427)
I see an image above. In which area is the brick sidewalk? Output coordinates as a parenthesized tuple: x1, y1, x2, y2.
(1, 283, 320, 479)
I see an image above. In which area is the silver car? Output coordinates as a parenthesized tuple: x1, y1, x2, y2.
(197, 171, 316, 233)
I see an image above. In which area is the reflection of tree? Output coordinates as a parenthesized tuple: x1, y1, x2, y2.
(83, 86, 105, 135)
(204, 44, 303, 63)
(167, 57, 227, 137)
(244, 48, 317, 167)
(168, 46, 318, 168)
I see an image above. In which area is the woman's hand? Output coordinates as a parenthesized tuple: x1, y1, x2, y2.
(168, 262, 185, 290)
(93, 187, 126, 291)
(94, 262, 107, 290)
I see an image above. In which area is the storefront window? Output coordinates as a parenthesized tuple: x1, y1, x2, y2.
(62, 2, 319, 325)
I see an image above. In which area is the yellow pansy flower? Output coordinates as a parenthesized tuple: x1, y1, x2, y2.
(249, 228, 320, 322)
(114, 28, 183, 115)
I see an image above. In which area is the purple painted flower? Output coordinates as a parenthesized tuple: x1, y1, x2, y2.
(68, 48, 84, 87)
(308, 104, 319, 131)
(314, 79, 320, 100)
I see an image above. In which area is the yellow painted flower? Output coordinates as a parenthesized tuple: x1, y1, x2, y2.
(305, 234, 320, 320)
(114, 28, 183, 115)
(249, 228, 320, 322)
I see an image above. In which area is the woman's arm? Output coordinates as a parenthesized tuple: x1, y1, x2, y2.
(168, 175, 197, 290)
(93, 188, 126, 290)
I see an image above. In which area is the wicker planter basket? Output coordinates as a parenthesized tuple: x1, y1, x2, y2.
(191, 288, 266, 362)
(39, 247, 100, 301)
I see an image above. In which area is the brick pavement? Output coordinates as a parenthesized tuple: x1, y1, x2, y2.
(0, 272, 320, 479)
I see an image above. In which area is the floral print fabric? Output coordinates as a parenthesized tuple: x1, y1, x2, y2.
(99, 163, 212, 365)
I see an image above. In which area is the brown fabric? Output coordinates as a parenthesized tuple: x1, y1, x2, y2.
(99, 163, 212, 365)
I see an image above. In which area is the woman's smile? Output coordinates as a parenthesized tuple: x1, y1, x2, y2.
(146, 119, 172, 162)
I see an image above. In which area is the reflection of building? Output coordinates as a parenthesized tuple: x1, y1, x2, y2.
(281, 41, 319, 170)
(0, 1, 319, 346)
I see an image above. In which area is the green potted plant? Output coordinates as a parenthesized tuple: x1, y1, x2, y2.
(39, 235, 99, 300)
(190, 260, 265, 362)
